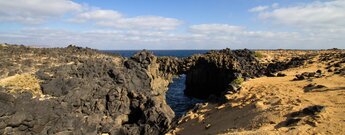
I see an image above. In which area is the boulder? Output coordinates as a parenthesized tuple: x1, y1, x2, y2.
(277, 72, 287, 77)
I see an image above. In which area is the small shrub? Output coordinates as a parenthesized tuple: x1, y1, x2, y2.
(330, 48, 339, 50)
(231, 77, 244, 86)
(254, 51, 265, 59)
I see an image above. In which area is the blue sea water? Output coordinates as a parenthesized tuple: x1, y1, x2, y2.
(166, 74, 204, 116)
(103, 50, 207, 116)
(103, 50, 209, 58)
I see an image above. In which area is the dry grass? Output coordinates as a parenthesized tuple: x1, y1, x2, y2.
(0, 73, 43, 97)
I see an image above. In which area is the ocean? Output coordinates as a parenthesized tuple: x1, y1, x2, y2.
(166, 74, 205, 116)
(102, 50, 209, 58)
(104, 50, 208, 116)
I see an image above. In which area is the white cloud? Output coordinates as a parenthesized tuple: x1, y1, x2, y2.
(95, 16, 182, 30)
(1, 25, 344, 49)
(189, 24, 243, 34)
(71, 9, 122, 23)
(0, 0, 182, 30)
(249, 3, 279, 13)
(258, 0, 345, 29)
(71, 9, 182, 30)
(1, 0, 345, 49)
(189, 24, 300, 48)
(249, 6, 269, 12)
(188, 24, 296, 38)
(248, 1, 345, 49)
(188, 24, 245, 44)
(0, 28, 187, 49)
(0, 0, 81, 24)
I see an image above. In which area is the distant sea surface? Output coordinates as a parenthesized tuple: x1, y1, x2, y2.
(103, 50, 208, 116)
(102, 50, 209, 58)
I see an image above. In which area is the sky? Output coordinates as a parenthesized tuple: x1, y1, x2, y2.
(0, 0, 344, 50)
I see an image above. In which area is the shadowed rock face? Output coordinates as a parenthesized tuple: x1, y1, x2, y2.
(183, 49, 263, 99)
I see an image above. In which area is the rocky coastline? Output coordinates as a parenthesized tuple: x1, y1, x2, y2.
(0, 44, 343, 134)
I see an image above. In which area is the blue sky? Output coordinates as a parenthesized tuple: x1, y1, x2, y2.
(0, 0, 344, 49)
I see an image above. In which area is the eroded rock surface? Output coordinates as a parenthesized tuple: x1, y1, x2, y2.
(183, 49, 263, 99)
(0, 45, 174, 135)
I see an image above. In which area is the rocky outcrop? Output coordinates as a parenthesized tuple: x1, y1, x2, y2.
(167, 49, 310, 100)
(0, 45, 174, 135)
(183, 49, 264, 99)
(265, 57, 307, 75)
(321, 51, 345, 76)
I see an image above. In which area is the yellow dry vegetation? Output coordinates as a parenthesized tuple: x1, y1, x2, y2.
(0, 73, 43, 97)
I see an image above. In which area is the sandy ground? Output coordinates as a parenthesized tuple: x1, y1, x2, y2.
(168, 54, 345, 135)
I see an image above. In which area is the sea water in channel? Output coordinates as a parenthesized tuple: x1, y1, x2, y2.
(103, 50, 207, 116)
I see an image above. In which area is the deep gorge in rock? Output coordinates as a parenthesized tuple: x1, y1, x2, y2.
(166, 74, 204, 117)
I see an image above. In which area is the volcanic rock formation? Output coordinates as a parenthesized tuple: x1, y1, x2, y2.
(0, 45, 313, 134)
(0, 45, 174, 135)
(183, 49, 263, 99)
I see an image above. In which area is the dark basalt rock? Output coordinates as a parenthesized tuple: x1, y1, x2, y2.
(285, 118, 302, 126)
(266, 72, 277, 77)
(290, 105, 325, 117)
(334, 68, 345, 75)
(0, 45, 174, 135)
(277, 72, 287, 77)
(157, 56, 183, 75)
(266, 57, 307, 74)
(294, 74, 306, 80)
(302, 105, 325, 115)
(303, 84, 327, 92)
(293, 70, 324, 81)
(316, 70, 322, 74)
(179, 49, 311, 100)
(183, 49, 263, 99)
(281, 105, 325, 127)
